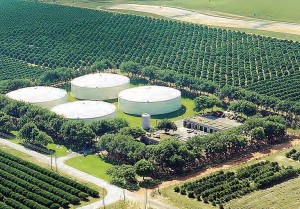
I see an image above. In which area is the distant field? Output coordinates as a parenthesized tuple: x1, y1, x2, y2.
(58, 0, 300, 23)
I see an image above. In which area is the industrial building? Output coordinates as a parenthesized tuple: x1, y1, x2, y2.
(51, 101, 116, 122)
(71, 73, 130, 100)
(6, 86, 67, 109)
(118, 85, 181, 115)
(183, 115, 241, 133)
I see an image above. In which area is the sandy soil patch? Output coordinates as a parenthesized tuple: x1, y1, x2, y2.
(107, 4, 300, 36)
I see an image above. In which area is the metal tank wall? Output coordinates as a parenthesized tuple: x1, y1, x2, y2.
(71, 82, 129, 101)
(118, 96, 182, 115)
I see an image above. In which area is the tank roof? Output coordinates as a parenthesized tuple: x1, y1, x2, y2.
(71, 73, 129, 88)
(119, 86, 181, 103)
(51, 101, 116, 119)
(6, 86, 67, 103)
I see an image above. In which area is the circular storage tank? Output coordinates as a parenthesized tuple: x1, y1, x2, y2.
(142, 113, 151, 130)
(71, 73, 130, 101)
(51, 101, 116, 122)
(6, 86, 67, 109)
(118, 86, 181, 115)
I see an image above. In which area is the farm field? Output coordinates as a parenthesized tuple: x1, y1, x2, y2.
(161, 145, 300, 209)
(1, 0, 299, 102)
(57, 0, 300, 24)
(0, 149, 100, 209)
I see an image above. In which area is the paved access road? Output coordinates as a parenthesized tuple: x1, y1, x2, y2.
(0, 138, 176, 209)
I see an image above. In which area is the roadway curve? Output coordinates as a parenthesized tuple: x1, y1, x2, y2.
(0, 138, 176, 209)
(106, 4, 300, 36)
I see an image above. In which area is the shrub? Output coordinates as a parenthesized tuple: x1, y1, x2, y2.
(174, 186, 180, 193)
(187, 192, 195, 199)
(180, 189, 186, 195)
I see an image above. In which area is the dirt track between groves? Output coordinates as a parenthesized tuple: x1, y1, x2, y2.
(106, 4, 300, 36)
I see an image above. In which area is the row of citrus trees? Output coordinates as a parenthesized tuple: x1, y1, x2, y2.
(0, 55, 45, 81)
(175, 161, 299, 207)
(0, 0, 299, 87)
(0, 150, 98, 209)
(247, 72, 300, 102)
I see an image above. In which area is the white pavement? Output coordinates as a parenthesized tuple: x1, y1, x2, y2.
(0, 138, 177, 209)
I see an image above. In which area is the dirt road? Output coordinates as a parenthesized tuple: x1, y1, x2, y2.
(107, 4, 300, 36)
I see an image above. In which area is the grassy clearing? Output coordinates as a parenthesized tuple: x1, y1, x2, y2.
(161, 144, 300, 209)
(47, 143, 68, 157)
(65, 154, 113, 181)
(57, 0, 300, 23)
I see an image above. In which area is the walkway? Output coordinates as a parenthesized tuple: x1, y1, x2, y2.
(106, 4, 300, 36)
(0, 138, 176, 209)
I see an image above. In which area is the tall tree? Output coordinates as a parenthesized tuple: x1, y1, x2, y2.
(156, 119, 177, 133)
(134, 159, 155, 180)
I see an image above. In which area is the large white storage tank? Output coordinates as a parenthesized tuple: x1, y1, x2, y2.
(6, 86, 67, 109)
(51, 101, 116, 122)
(118, 86, 181, 115)
(71, 73, 130, 100)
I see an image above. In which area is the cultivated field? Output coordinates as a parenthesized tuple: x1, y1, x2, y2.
(0, 149, 100, 209)
(57, 0, 300, 24)
(107, 4, 300, 36)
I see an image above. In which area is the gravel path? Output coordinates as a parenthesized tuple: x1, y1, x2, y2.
(106, 4, 300, 36)
(0, 138, 176, 209)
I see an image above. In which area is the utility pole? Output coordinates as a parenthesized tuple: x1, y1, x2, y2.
(102, 188, 105, 209)
(123, 179, 126, 202)
(55, 153, 58, 172)
(50, 153, 53, 170)
(144, 188, 148, 209)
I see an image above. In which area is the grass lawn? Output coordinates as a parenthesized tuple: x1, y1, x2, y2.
(57, 0, 300, 24)
(65, 154, 113, 181)
(161, 144, 300, 209)
(47, 143, 68, 157)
